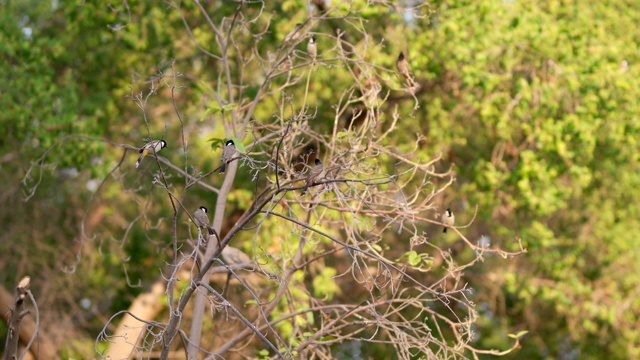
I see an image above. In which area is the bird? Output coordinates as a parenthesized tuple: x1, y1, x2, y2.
(219, 139, 237, 174)
(301, 158, 324, 196)
(284, 23, 304, 43)
(220, 245, 254, 296)
(396, 52, 415, 87)
(135, 140, 167, 168)
(307, 36, 317, 64)
(193, 206, 214, 236)
(363, 75, 381, 110)
(221, 246, 253, 268)
(442, 208, 455, 233)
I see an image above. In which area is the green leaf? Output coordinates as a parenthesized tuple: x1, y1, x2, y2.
(222, 103, 238, 111)
(408, 251, 420, 266)
(228, 137, 247, 153)
(201, 102, 222, 121)
(508, 330, 529, 339)
(208, 136, 246, 153)
(257, 349, 269, 358)
(207, 137, 225, 147)
(207, 101, 222, 111)
(318, 335, 336, 341)
(244, 299, 258, 306)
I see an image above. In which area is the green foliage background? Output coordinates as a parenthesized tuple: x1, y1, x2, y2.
(1, 0, 639, 358)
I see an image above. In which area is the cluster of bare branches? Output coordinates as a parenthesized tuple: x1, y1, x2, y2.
(16, 1, 527, 359)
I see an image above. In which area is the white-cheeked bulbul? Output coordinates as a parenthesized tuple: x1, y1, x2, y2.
(442, 208, 455, 233)
(193, 206, 214, 235)
(307, 36, 317, 64)
(219, 139, 237, 174)
(221, 246, 253, 267)
(136, 140, 167, 168)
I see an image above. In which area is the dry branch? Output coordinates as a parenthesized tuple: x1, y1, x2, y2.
(2, 277, 56, 360)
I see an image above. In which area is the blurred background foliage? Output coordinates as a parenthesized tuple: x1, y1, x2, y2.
(1, 0, 639, 358)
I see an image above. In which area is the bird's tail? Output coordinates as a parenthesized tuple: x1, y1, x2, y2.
(301, 179, 313, 196)
(136, 149, 150, 168)
(219, 163, 226, 174)
(443, 227, 447, 233)
(405, 75, 415, 88)
(207, 226, 214, 235)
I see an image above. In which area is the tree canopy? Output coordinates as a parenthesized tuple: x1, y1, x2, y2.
(1, 0, 639, 359)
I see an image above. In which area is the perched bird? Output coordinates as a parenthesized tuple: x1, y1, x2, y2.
(220, 245, 254, 296)
(442, 208, 455, 233)
(284, 23, 304, 43)
(221, 246, 253, 268)
(301, 158, 324, 196)
(219, 139, 237, 174)
(135, 140, 167, 168)
(307, 36, 317, 64)
(396, 52, 415, 87)
(364, 75, 381, 104)
(193, 206, 214, 236)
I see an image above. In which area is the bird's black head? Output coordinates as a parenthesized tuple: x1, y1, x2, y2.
(161, 140, 168, 148)
(225, 139, 235, 146)
(310, 35, 316, 43)
(398, 52, 405, 60)
(446, 208, 452, 216)
(314, 158, 322, 165)
(199, 206, 208, 213)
